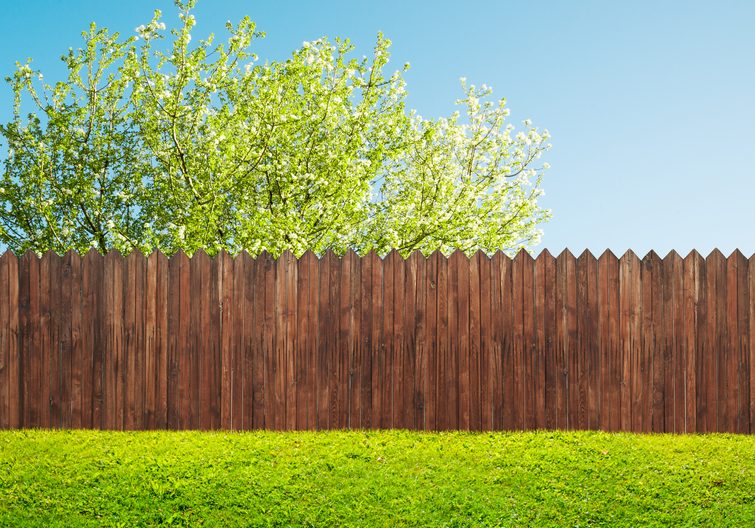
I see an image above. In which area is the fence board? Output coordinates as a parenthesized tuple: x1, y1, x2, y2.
(734, 251, 749, 434)
(338, 251, 359, 429)
(296, 252, 312, 430)
(436, 252, 450, 430)
(478, 253, 493, 431)
(667, 252, 684, 432)
(713, 250, 727, 431)
(370, 251, 385, 430)
(219, 251, 233, 429)
(359, 252, 373, 430)
(0, 254, 8, 429)
(750, 254, 755, 434)
(682, 252, 700, 433)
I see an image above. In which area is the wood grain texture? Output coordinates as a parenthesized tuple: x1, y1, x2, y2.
(0, 249, 752, 433)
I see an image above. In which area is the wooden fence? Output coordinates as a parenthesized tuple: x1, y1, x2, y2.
(0, 249, 753, 433)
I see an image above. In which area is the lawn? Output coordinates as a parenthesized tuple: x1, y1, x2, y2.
(0, 430, 753, 527)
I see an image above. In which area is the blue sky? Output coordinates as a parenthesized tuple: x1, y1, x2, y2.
(1, 0, 754, 256)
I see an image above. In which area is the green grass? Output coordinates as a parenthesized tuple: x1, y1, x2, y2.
(0, 430, 753, 527)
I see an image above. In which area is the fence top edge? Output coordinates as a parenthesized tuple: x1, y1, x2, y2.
(1, 248, 753, 262)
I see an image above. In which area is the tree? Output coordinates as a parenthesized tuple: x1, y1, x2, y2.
(0, 0, 551, 257)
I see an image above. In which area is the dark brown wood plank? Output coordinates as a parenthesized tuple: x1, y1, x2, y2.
(357, 252, 373, 430)
(597, 251, 611, 431)
(59, 251, 72, 429)
(271, 252, 285, 431)
(232, 251, 254, 431)
(136, 251, 147, 430)
(468, 252, 481, 431)
(153, 252, 170, 429)
(575, 251, 590, 430)
(344, 250, 361, 429)
(564, 250, 578, 430)
(436, 252, 450, 430)
(512, 250, 527, 431)
(540, 250, 557, 430)
(209, 251, 222, 430)
(522, 250, 538, 430)
(327, 251, 341, 430)
(449, 251, 466, 430)
(86, 251, 103, 430)
(457, 251, 471, 431)
(156, 251, 169, 430)
(388, 250, 403, 429)
(246, 252, 260, 430)
(401, 252, 418, 430)
(176, 251, 191, 430)
(750, 254, 755, 434)
(381, 251, 395, 429)
(258, 251, 274, 429)
(413, 252, 427, 430)
(193, 250, 208, 430)
(713, 249, 728, 432)
(124, 251, 138, 430)
(606, 251, 621, 432)
(110, 251, 126, 429)
(554, 251, 570, 430)
(637, 252, 652, 432)
(696, 252, 712, 432)
(185, 251, 199, 430)
(0, 252, 9, 428)
(663, 251, 685, 433)
(734, 251, 749, 434)
(534, 251, 548, 430)
(282, 251, 297, 431)
(144, 252, 158, 429)
(367, 252, 383, 430)
(202, 250, 219, 430)
(306, 251, 320, 430)
(722, 251, 739, 432)
(26, 254, 41, 427)
(647, 251, 663, 432)
(166, 252, 180, 429)
(681, 251, 699, 433)
(701, 251, 719, 432)
(490, 252, 504, 430)
(424, 252, 439, 431)
(585, 252, 600, 431)
(499, 252, 515, 430)
(339, 251, 355, 430)
(597, 252, 609, 431)
(619, 252, 636, 431)
(67, 251, 83, 429)
(478, 252, 493, 431)
(6, 253, 20, 428)
(579, 252, 595, 430)
(660, 252, 676, 432)
(18, 254, 32, 427)
(218, 251, 233, 430)
(242, 251, 256, 431)
(316, 251, 331, 429)
(295, 252, 312, 430)
(39, 252, 54, 428)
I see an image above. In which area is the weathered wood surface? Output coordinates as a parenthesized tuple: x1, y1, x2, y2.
(0, 249, 752, 433)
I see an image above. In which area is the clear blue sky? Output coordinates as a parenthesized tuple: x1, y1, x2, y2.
(2, 0, 754, 256)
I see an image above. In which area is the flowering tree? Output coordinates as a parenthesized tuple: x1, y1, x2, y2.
(0, 0, 551, 257)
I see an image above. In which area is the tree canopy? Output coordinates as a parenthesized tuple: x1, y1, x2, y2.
(0, 0, 551, 257)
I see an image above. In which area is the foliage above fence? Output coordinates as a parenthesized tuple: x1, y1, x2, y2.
(0, 249, 753, 433)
